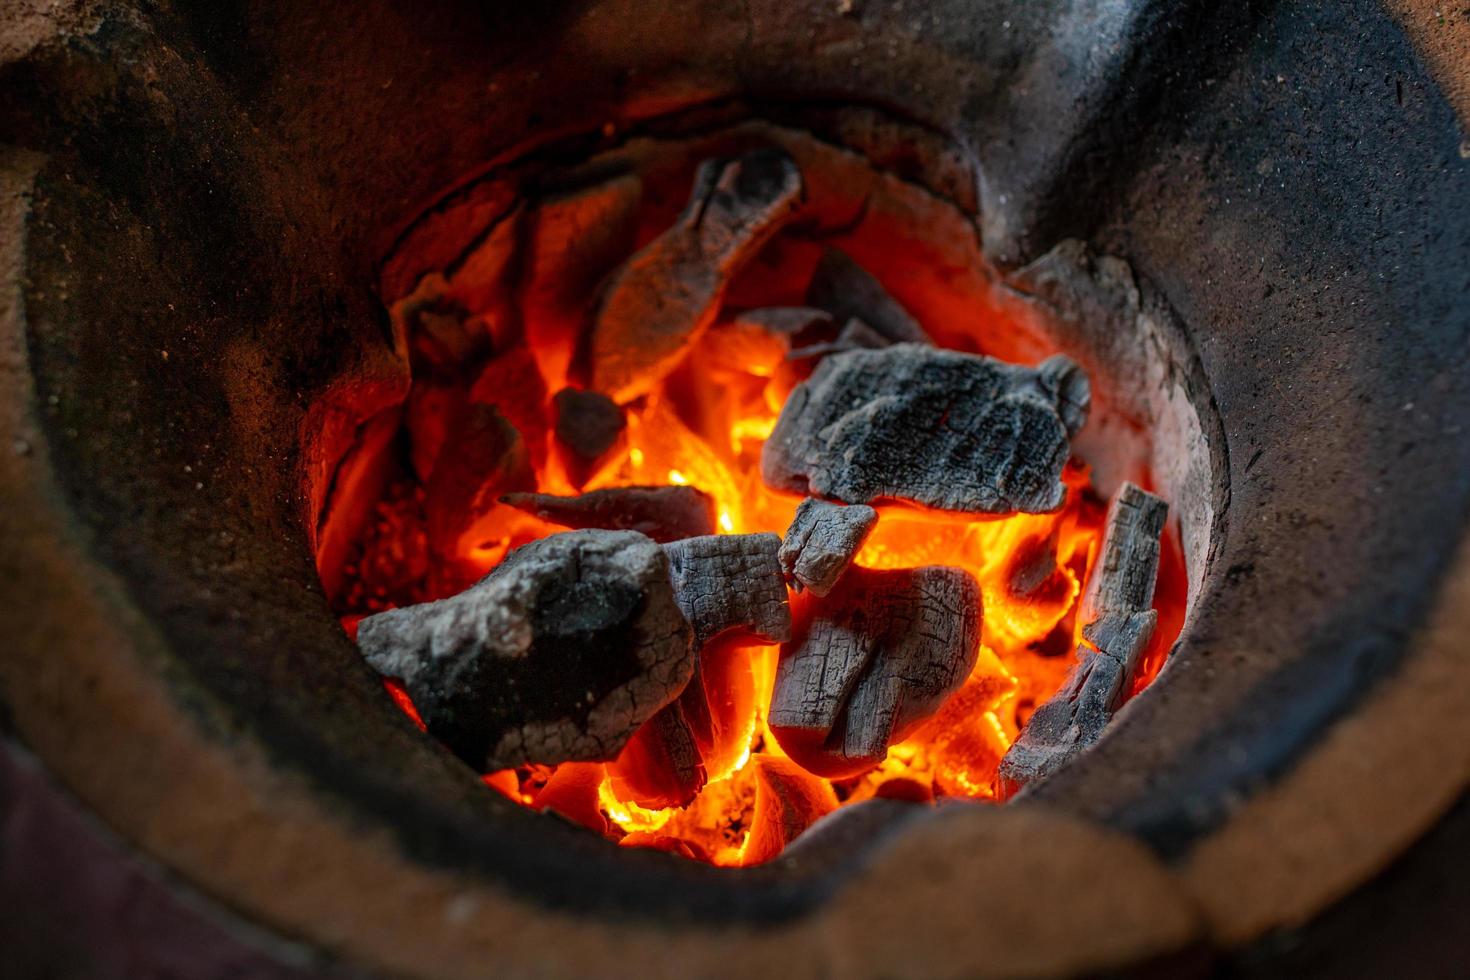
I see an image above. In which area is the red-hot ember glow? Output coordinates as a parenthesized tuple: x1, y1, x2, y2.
(334, 335, 1184, 864)
(325, 141, 1186, 867)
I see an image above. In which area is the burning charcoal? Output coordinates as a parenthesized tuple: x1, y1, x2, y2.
(769, 566, 981, 777)
(532, 762, 607, 834)
(762, 344, 1091, 515)
(699, 307, 836, 377)
(522, 175, 644, 389)
(552, 387, 626, 487)
(358, 529, 695, 772)
(805, 246, 931, 345)
(422, 403, 534, 557)
(786, 317, 891, 362)
(468, 346, 550, 471)
(741, 755, 839, 865)
(661, 533, 792, 649)
(998, 483, 1167, 794)
(404, 381, 464, 483)
(778, 498, 877, 596)
(500, 486, 717, 543)
(605, 700, 707, 809)
(587, 148, 804, 402)
(401, 294, 494, 377)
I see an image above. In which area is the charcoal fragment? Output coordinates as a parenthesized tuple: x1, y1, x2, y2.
(500, 485, 717, 543)
(762, 344, 1090, 515)
(552, 387, 626, 487)
(778, 498, 877, 596)
(586, 149, 805, 402)
(661, 533, 792, 648)
(998, 483, 1167, 794)
(805, 246, 931, 345)
(769, 566, 981, 777)
(358, 530, 694, 771)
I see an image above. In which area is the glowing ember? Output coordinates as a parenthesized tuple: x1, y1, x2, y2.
(326, 141, 1186, 867)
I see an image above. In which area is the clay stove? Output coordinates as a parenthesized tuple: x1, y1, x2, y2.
(3, 0, 1470, 977)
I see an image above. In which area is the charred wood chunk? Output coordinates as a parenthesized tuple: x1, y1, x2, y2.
(787, 317, 891, 362)
(769, 566, 981, 777)
(661, 533, 792, 649)
(805, 246, 931, 345)
(468, 347, 550, 471)
(358, 529, 695, 771)
(500, 485, 717, 544)
(422, 403, 534, 557)
(762, 344, 1091, 515)
(400, 294, 495, 378)
(605, 700, 708, 809)
(551, 387, 626, 487)
(522, 175, 644, 388)
(998, 483, 1167, 793)
(778, 498, 877, 596)
(699, 307, 836, 377)
(741, 755, 839, 866)
(587, 148, 804, 402)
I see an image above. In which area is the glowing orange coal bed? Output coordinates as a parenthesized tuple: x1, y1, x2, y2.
(322, 127, 1186, 867)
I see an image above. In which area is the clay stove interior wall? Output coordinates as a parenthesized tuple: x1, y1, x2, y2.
(4, 0, 1470, 969)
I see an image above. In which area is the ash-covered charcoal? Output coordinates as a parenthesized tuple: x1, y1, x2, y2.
(777, 498, 877, 596)
(998, 483, 1167, 793)
(805, 246, 931, 345)
(661, 533, 792, 649)
(769, 566, 981, 777)
(762, 344, 1091, 515)
(358, 529, 695, 771)
(500, 485, 717, 543)
(587, 148, 804, 402)
(422, 403, 534, 557)
(551, 387, 626, 487)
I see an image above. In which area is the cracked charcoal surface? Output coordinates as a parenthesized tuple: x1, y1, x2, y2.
(661, 533, 792, 649)
(769, 566, 981, 774)
(805, 246, 931, 345)
(357, 529, 693, 771)
(999, 483, 1167, 791)
(500, 485, 717, 543)
(762, 344, 1091, 515)
(787, 316, 891, 362)
(778, 498, 877, 596)
(586, 148, 804, 402)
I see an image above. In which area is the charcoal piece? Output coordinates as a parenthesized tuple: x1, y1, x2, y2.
(998, 483, 1167, 793)
(358, 529, 695, 771)
(805, 246, 931, 344)
(699, 307, 836, 376)
(605, 700, 707, 809)
(661, 533, 792, 649)
(741, 755, 839, 866)
(422, 403, 534, 557)
(468, 347, 550, 471)
(587, 148, 804, 402)
(500, 486, 717, 543)
(552, 387, 626, 487)
(769, 566, 981, 777)
(786, 317, 890, 362)
(401, 294, 494, 377)
(777, 498, 877, 596)
(762, 344, 1091, 515)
